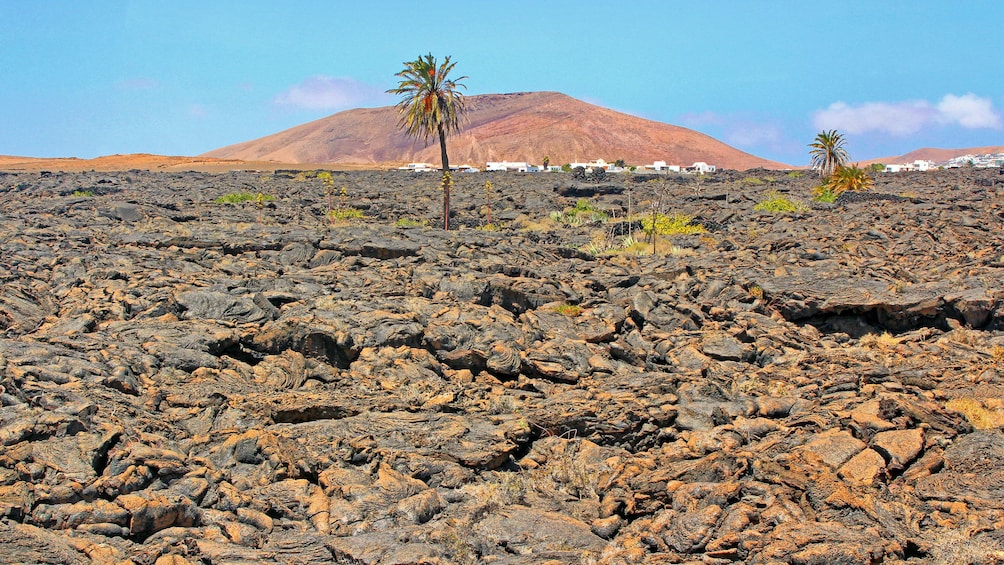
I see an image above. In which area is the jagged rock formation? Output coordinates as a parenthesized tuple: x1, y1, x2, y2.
(0, 166, 1003, 564)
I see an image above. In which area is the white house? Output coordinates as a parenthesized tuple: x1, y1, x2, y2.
(646, 160, 681, 172)
(486, 161, 532, 172)
(688, 162, 716, 174)
(397, 162, 437, 172)
(885, 160, 936, 173)
(568, 159, 610, 172)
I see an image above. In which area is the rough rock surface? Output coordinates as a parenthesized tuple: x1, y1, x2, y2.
(1, 166, 1003, 563)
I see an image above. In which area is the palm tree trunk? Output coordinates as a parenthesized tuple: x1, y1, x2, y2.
(439, 124, 450, 230)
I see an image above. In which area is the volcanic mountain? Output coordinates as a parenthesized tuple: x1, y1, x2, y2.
(204, 91, 790, 170)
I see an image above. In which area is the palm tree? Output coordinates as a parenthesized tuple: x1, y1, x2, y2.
(827, 164, 873, 195)
(388, 53, 467, 230)
(808, 129, 850, 178)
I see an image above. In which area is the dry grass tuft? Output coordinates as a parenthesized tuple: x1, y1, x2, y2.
(552, 303, 583, 317)
(861, 331, 901, 350)
(928, 528, 1004, 564)
(946, 397, 1004, 429)
(948, 328, 982, 347)
(991, 346, 1004, 364)
(471, 471, 528, 510)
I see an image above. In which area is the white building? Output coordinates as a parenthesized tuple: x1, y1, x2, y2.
(885, 159, 936, 173)
(397, 162, 437, 172)
(688, 162, 716, 174)
(486, 161, 533, 172)
(646, 160, 681, 172)
(568, 159, 611, 172)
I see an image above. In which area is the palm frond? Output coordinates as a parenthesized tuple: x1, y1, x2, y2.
(808, 129, 850, 178)
(387, 53, 467, 142)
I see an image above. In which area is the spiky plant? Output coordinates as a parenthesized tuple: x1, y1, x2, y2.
(827, 164, 873, 196)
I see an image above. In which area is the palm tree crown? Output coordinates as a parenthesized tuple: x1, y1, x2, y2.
(387, 53, 467, 171)
(808, 129, 850, 178)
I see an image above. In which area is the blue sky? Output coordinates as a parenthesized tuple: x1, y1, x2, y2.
(1, 0, 1001, 166)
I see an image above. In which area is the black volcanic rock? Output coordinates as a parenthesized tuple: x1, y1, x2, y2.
(0, 166, 1002, 563)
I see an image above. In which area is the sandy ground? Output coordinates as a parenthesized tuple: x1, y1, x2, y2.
(0, 153, 380, 173)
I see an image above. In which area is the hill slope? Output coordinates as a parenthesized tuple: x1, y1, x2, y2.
(204, 92, 790, 170)
(863, 145, 1004, 165)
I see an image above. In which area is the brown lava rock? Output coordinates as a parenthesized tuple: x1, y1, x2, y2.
(0, 166, 1003, 563)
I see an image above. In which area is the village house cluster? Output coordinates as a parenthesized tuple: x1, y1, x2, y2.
(397, 158, 717, 174)
(884, 153, 1004, 172)
(945, 153, 1004, 168)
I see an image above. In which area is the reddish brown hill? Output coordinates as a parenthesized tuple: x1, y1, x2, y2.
(0, 154, 247, 172)
(204, 92, 790, 170)
(862, 145, 1004, 165)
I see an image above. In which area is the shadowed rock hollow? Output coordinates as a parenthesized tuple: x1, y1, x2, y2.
(1, 166, 1003, 564)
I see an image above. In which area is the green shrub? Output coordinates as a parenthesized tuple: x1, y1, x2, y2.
(785, 170, 804, 178)
(550, 198, 609, 225)
(328, 207, 365, 221)
(754, 190, 807, 213)
(552, 303, 583, 317)
(70, 189, 94, 197)
(395, 218, 428, 228)
(214, 192, 273, 205)
(812, 185, 839, 203)
(640, 213, 706, 235)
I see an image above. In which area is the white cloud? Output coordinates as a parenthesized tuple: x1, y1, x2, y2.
(273, 75, 391, 111)
(675, 111, 800, 163)
(936, 93, 1002, 129)
(726, 123, 782, 147)
(813, 100, 933, 135)
(813, 93, 1001, 136)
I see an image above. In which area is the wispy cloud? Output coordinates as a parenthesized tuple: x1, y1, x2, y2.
(273, 75, 392, 111)
(679, 111, 797, 160)
(813, 93, 1001, 135)
(725, 123, 783, 148)
(936, 93, 1002, 129)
